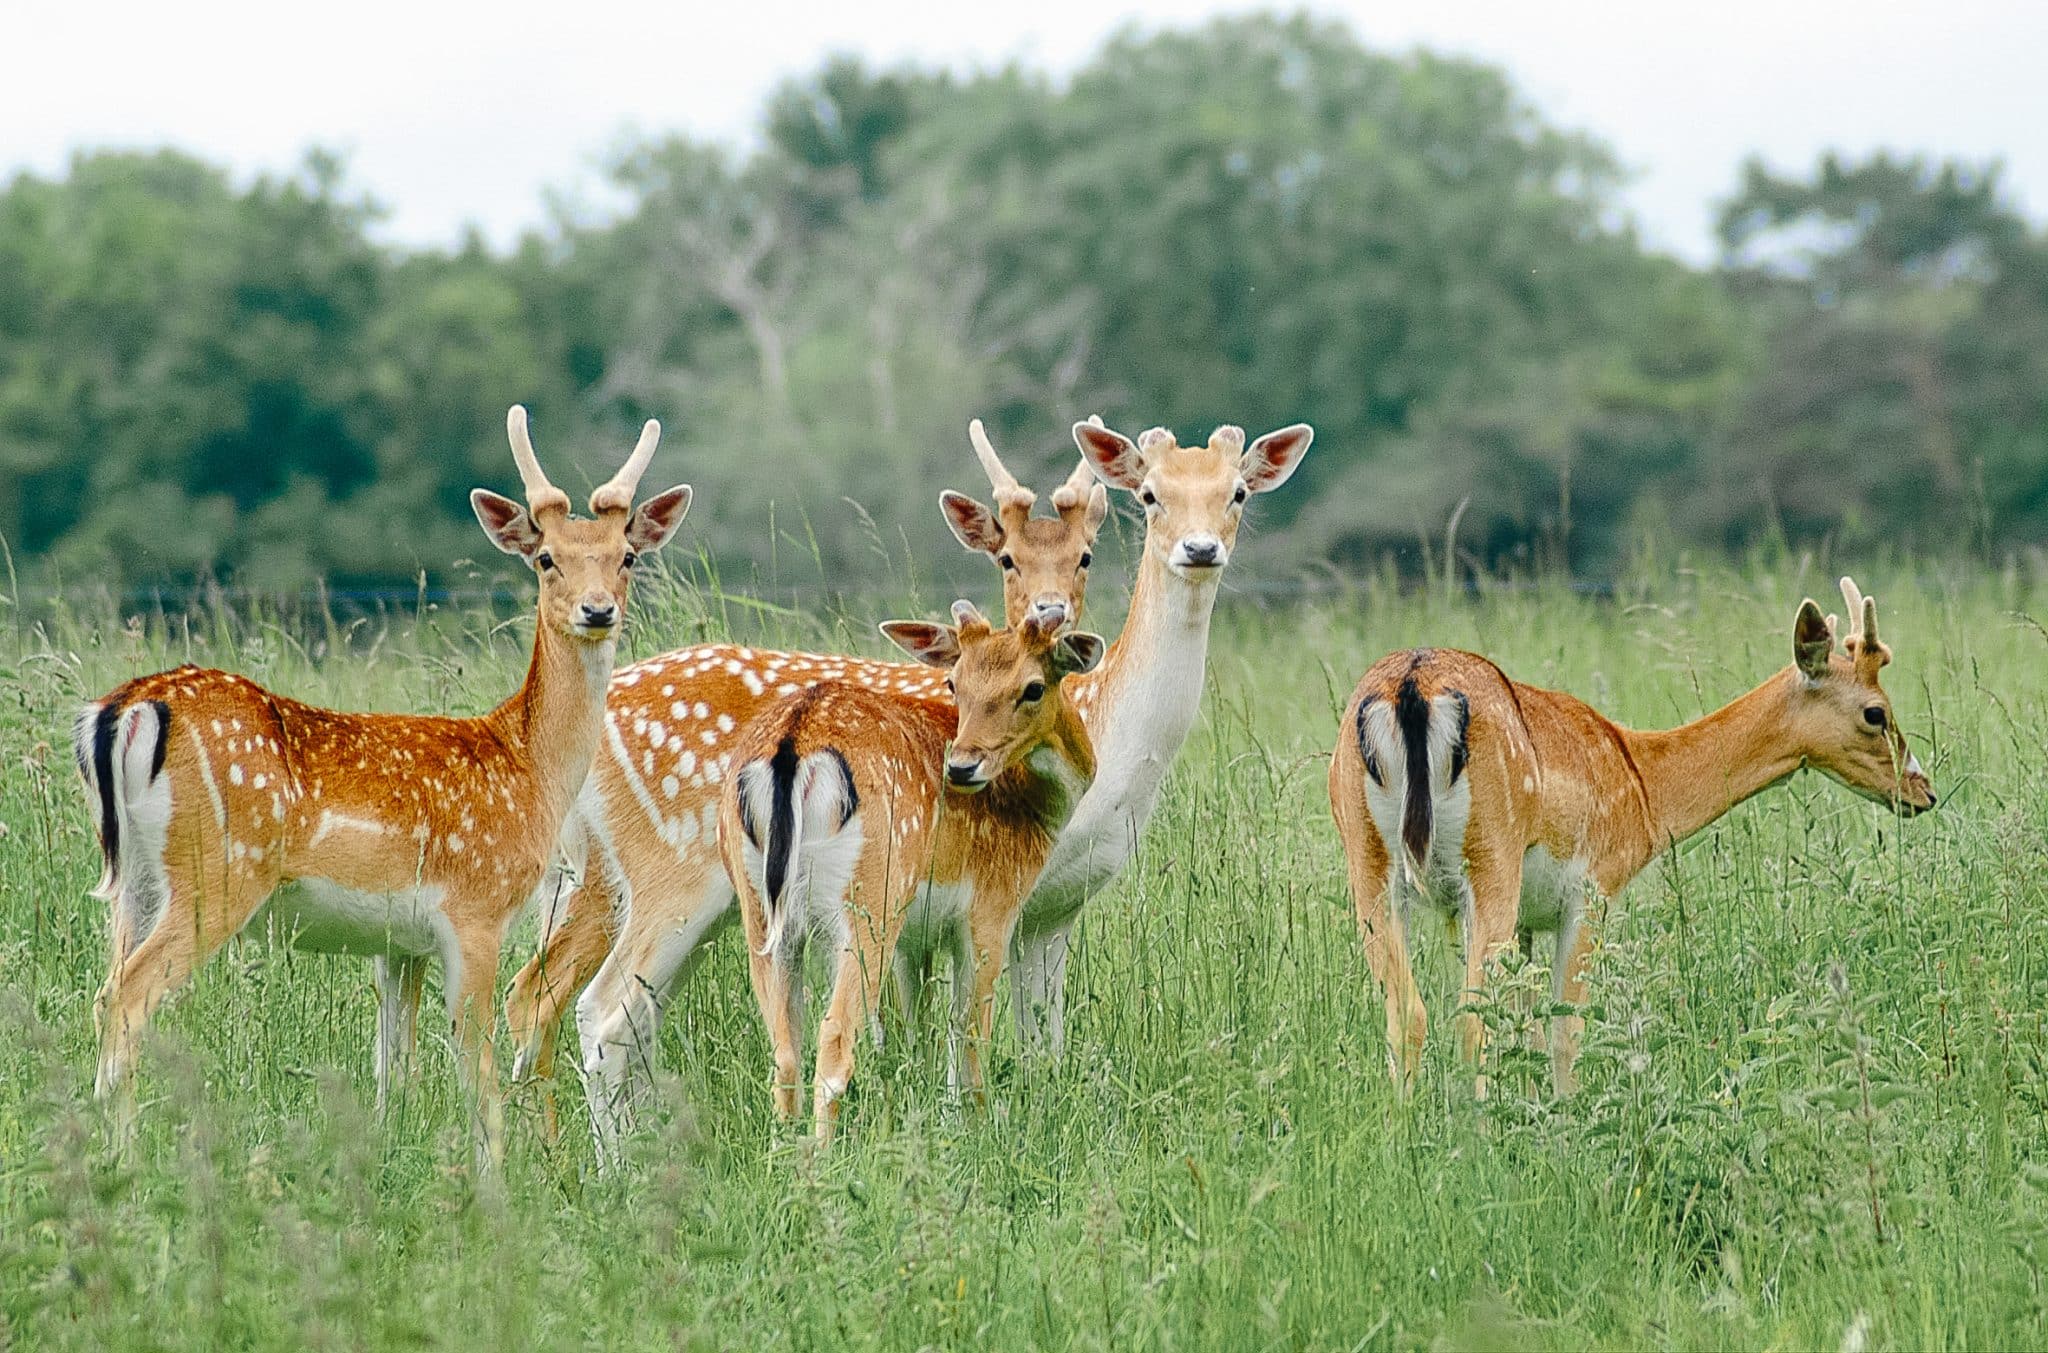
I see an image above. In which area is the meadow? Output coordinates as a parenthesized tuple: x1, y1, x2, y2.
(2, 550, 2045, 1350)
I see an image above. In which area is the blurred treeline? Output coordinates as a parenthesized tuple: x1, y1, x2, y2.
(3, 14, 2045, 593)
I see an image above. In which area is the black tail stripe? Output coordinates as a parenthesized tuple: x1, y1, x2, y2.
(1395, 676, 1433, 868)
(762, 735, 801, 906)
(822, 748, 857, 828)
(1354, 695, 1382, 786)
(1447, 691, 1470, 784)
(147, 701, 170, 779)
(92, 701, 122, 879)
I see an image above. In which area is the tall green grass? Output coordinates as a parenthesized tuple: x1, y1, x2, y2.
(3, 554, 2045, 1348)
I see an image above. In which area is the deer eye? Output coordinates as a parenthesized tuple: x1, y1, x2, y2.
(1140, 488, 1158, 509)
(1019, 680, 1046, 705)
(1863, 706, 1887, 728)
(1079, 551, 1093, 569)
(621, 551, 638, 570)
(1232, 483, 1249, 505)
(536, 550, 555, 572)
(997, 553, 1014, 571)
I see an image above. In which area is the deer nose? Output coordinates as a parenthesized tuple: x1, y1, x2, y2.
(579, 601, 617, 629)
(1029, 598, 1069, 628)
(946, 758, 986, 788)
(1179, 537, 1223, 568)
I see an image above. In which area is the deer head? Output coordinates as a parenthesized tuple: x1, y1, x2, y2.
(881, 601, 1104, 791)
(1789, 576, 1937, 815)
(1073, 418, 1313, 580)
(470, 406, 693, 643)
(939, 418, 1109, 630)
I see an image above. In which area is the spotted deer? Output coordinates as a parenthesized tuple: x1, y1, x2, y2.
(73, 406, 691, 1155)
(506, 416, 1311, 1155)
(1329, 579, 1937, 1097)
(500, 418, 1107, 1139)
(721, 602, 1102, 1139)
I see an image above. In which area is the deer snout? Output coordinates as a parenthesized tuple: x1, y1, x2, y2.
(575, 599, 619, 633)
(945, 755, 991, 791)
(1028, 596, 1070, 629)
(1172, 535, 1227, 572)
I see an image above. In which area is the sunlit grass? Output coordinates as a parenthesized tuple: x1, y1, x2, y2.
(3, 552, 2045, 1348)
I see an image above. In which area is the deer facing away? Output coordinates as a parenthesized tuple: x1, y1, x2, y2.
(720, 601, 1103, 1138)
(74, 406, 691, 1155)
(1328, 579, 1937, 1096)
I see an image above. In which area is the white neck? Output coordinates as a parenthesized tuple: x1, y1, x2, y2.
(1023, 547, 1219, 926)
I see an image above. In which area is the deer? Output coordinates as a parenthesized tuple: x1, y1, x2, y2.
(498, 418, 1107, 1142)
(1328, 578, 1938, 1099)
(72, 405, 692, 1157)
(720, 601, 1103, 1139)
(503, 415, 1312, 1157)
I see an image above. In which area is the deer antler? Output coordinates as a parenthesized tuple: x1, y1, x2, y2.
(507, 406, 571, 520)
(1840, 575, 1886, 671)
(590, 419, 663, 516)
(968, 419, 1036, 515)
(1136, 427, 1174, 454)
(1839, 577, 1867, 643)
(1050, 457, 1098, 512)
(950, 598, 992, 635)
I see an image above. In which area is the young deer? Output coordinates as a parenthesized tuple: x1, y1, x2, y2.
(506, 416, 1310, 1155)
(499, 419, 1105, 1142)
(719, 602, 1103, 1138)
(1329, 579, 1937, 1096)
(74, 406, 691, 1154)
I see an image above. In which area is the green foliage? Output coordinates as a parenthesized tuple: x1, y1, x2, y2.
(3, 17, 2047, 593)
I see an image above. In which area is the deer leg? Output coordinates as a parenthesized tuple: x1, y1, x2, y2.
(445, 924, 510, 1171)
(1342, 832, 1425, 1093)
(1458, 848, 1525, 1099)
(1010, 920, 1075, 1059)
(735, 860, 807, 1123)
(1549, 892, 1597, 1096)
(812, 856, 901, 1142)
(373, 953, 427, 1117)
(96, 860, 273, 1148)
(507, 875, 619, 1143)
(954, 894, 1023, 1106)
(575, 864, 733, 1165)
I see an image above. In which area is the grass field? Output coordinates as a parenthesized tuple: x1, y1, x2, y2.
(3, 555, 2045, 1349)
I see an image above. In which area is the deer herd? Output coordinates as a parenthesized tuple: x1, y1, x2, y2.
(73, 405, 1937, 1163)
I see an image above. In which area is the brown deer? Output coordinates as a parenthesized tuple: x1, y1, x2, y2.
(74, 406, 691, 1156)
(1329, 579, 1937, 1097)
(499, 419, 1108, 1148)
(719, 602, 1102, 1139)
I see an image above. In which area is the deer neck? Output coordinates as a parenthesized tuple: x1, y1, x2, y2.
(1620, 668, 1806, 856)
(1025, 546, 1218, 912)
(1071, 545, 1217, 770)
(491, 614, 617, 827)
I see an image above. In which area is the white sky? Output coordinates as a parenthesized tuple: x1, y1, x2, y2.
(7, 0, 2043, 262)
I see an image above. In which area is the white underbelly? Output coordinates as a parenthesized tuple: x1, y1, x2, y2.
(248, 878, 447, 958)
(897, 879, 973, 961)
(1516, 847, 1589, 931)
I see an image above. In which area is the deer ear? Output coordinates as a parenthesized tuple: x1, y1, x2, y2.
(1051, 631, 1105, 678)
(939, 492, 1006, 555)
(626, 484, 692, 554)
(880, 621, 961, 669)
(1792, 599, 1834, 681)
(1083, 483, 1110, 535)
(1242, 424, 1314, 494)
(471, 488, 544, 559)
(1074, 421, 1147, 492)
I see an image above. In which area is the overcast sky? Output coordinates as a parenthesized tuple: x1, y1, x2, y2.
(9, 0, 2042, 263)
